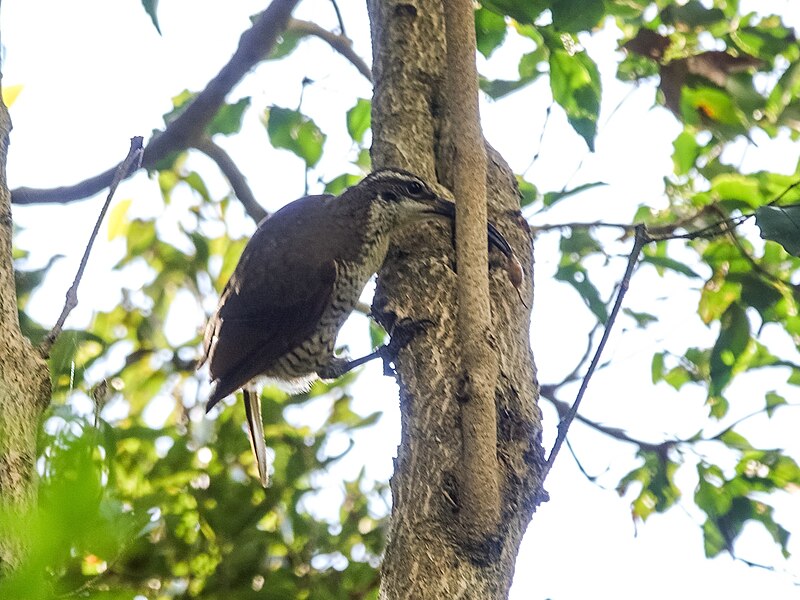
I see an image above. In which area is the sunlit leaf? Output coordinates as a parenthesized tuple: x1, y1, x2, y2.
(2, 84, 23, 108)
(347, 98, 371, 144)
(107, 198, 133, 241)
(709, 303, 750, 399)
(549, 48, 601, 150)
(765, 391, 787, 417)
(208, 97, 251, 137)
(265, 106, 326, 167)
(475, 7, 507, 58)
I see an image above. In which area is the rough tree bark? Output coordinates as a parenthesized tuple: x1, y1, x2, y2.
(368, 1, 544, 597)
(0, 80, 52, 570)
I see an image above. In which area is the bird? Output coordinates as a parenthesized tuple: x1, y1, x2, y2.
(199, 168, 518, 486)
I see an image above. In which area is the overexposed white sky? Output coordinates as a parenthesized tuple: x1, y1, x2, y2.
(4, 1, 800, 598)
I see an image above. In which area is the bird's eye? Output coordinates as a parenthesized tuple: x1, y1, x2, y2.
(405, 181, 424, 196)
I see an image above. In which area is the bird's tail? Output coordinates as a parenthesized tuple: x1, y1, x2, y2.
(243, 386, 269, 487)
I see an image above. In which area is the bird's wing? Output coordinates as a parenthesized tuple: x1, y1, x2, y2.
(204, 257, 336, 409)
(204, 197, 336, 408)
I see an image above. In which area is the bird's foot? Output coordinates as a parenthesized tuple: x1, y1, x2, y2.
(378, 318, 432, 377)
(317, 319, 432, 380)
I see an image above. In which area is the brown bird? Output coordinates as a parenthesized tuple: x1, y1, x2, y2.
(199, 169, 518, 486)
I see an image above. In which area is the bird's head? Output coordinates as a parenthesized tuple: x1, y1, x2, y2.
(358, 168, 516, 261)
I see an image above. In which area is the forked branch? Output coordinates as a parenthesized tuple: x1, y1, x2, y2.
(11, 0, 301, 206)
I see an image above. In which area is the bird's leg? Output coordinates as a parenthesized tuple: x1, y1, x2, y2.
(318, 319, 431, 380)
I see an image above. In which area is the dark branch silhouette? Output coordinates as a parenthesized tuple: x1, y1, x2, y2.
(287, 18, 373, 82)
(193, 137, 268, 224)
(11, 0, 301, 206)
(542, 225, 651, 481)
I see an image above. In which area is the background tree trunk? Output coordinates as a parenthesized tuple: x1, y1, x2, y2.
(0, 94, 52, 571)
(368, 1, 544, 597)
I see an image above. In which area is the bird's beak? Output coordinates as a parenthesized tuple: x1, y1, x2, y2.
(426, 198, 515, 260)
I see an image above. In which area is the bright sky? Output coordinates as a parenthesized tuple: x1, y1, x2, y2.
(4, 1, 800, 598)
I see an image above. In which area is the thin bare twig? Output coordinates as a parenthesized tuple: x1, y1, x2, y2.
(11, 0, 301, 206)
(541, 388, 665, 453)
(39, 137, 144, 356)
(193, 137, 268, 224)
(523, 103, 552, 176)
(329, 0, 346, 36)
(287, 18, 372, 82)
(531, 221, 638, 235)
(542, 224, 651, 480)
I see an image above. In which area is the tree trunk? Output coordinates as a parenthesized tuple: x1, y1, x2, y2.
(0, 74, 52, 571)
(368, 1, 544, 597)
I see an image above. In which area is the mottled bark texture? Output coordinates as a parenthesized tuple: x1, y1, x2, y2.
(368, 1, 544, 598)
(0, 94, 51, 571)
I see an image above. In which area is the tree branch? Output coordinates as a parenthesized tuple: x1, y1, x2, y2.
(10, 0, 301, 206)
(444, 0, 501, 532)
(193, 137, 268, 223)
(542, 225, 651, 481)
(39, 137, 144, 357)
(287, 18, 372, 82)
(531, 221, 638, 235)
(540, 385, 665, 453)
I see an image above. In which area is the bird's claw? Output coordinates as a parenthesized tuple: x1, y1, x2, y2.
(380, 318, 433, 376)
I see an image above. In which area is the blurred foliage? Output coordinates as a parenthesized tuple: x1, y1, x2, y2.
(475, 0, 800, 567)
(7, 0, 800, 595)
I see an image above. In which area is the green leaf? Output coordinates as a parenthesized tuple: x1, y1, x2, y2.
(651, 351, 665, 383)
(661, 0, 725, 29)
(618, 450, 681, 520)
(730, 20, 797, 60)
(543, 181, 606, 207)
(555, 264, 608, 323)
(481, 50, 545, 99)
(672, 130, 700, 175)
(126, 219, 157, 257)
(623, 308, 658, 328)
(765, 391, 787, 417)
(107, 198, 132, 241)
(481, 75, 540, 99)
(549, 49, 601, 150)
(765, 60, 800, 123)
(268, 29, 303, 60)
(715, 429, 753, 450)
(516, 176, 538, 207)
(480, 0, 546, 24)
(325, 173, 363, 195)
(140, 0, 161, 34)
(475, 7, 507, 58)
(711, 173, 761, 207)
(709, 303, 750, 398)
(347, 98, 371, 144)
(755, 204, 800, 256)
(551, 0, 603, 32)
(702, 518, 728, 557)
(265, 106, 326, 167)
(640, 255, 702, 278)
(680, 86, 744, 128)
(208, 97, 251, 137)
